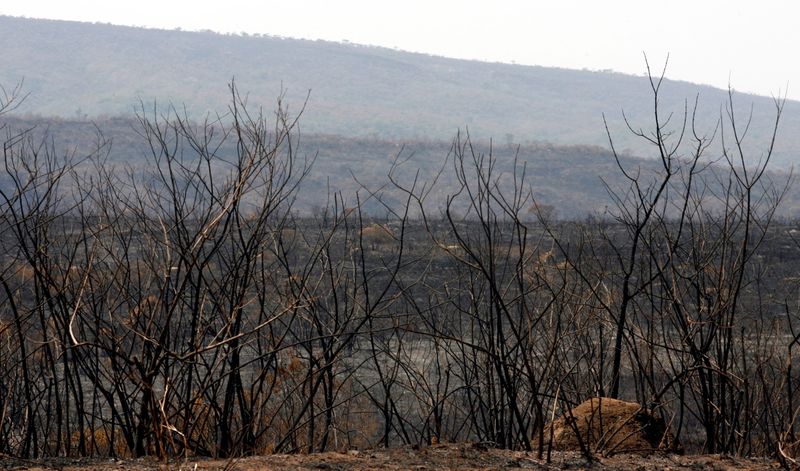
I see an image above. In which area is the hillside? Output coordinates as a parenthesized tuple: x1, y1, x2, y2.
(1, 115, 797, 219)
(0, 115, 640, 218)
(1, 15, 798, 168)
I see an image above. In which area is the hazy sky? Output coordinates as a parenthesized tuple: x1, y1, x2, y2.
(3, 0, 797, 99)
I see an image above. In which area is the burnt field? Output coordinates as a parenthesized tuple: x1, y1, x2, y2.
(0, 83, 799, 469)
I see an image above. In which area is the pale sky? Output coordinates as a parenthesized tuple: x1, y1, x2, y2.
(3, 0, 798, 100)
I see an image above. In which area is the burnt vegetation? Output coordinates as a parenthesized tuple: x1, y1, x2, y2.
(0, 71, 799, 469)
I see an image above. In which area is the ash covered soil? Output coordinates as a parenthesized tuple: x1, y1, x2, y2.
(1, 444, 781, 470)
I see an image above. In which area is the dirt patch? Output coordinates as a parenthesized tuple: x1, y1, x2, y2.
(547, 397, 681, 455)
(0, 444, 781, 471)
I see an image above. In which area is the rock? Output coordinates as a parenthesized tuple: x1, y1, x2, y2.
(545, 397, 682, 455)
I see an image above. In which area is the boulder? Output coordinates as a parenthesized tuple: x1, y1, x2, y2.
(546, 397, 682, 455)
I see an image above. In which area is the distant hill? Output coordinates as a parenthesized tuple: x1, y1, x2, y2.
(0, 115, 632, 218)
(1, 15, 798, 168)
(1, 115, 798, 220)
